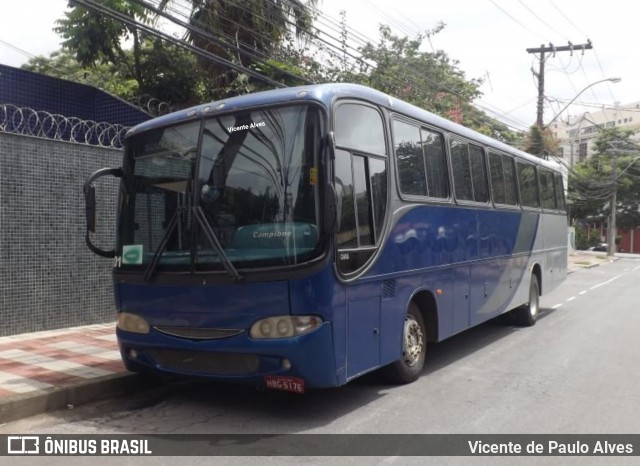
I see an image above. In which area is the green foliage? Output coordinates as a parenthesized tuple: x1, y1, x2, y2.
(343, 25, 481, 119)
(43, 0, 520, 148)
(325, 24, 521, 143)
(522, 124, 559, 158)
(574, 224, 602, 250)
(185, 0, 318, 97)
(136, 38, 208, 106)
(54, 0, 151, 78)
(569, 127, 640, 229)
(21, 50, 139, 99)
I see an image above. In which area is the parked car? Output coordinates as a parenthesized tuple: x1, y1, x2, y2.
(588, 243, 608, 252)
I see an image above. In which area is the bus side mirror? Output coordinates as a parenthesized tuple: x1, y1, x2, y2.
(83, 167, 122, 258)
(324, 183, 339, 234)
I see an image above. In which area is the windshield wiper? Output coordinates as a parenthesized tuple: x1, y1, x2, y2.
(143, 206, 183, 283)
(193, 206, 242, 281)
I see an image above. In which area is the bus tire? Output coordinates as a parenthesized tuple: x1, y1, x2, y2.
(514, 274, 539, 327)
(383, 303, 426, 384)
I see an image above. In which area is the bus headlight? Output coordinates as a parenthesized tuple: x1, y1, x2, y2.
(250, 316, 322, 339)
(117, 312, 150, 334)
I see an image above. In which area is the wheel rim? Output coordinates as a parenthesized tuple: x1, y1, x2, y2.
(403, 315, 425, 367)
(530, 284, 539, 318)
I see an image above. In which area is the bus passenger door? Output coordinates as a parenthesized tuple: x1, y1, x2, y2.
(452, 266, 470, 334)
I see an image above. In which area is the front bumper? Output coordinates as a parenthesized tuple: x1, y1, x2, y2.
(117, 322, 339, 389)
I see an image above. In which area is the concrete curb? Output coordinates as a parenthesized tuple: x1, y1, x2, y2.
(0, 373, 152, 424)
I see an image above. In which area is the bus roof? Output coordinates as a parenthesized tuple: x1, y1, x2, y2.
(126, 83, 558, 170)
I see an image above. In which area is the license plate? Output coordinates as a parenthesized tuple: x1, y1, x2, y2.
(263, 375, 305, 394)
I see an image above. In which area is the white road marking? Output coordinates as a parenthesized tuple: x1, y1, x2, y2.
(590, 274, 622, 290)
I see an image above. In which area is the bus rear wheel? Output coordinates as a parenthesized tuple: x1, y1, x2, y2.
(383, 303, 426, 384)
(514, 274, 539, 327)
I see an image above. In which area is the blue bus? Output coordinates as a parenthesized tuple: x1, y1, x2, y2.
(85, 83, 567, 393)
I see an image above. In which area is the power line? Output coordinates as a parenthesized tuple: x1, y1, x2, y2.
(487, 0, 545, 41)
(518, 0, 568, 41)
(526, 41, 593, 127)
(75, 0, 288, 88)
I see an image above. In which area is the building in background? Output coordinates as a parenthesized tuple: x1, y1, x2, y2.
(550, 101, 640, 166)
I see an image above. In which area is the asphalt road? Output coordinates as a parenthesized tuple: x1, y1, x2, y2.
(3, 257, 640, 465)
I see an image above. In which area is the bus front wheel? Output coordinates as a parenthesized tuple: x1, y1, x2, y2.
(383, 303, 426, 384)
(514, 274, 540, 327)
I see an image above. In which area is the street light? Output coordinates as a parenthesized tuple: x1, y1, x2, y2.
(546, 77, 621, 127)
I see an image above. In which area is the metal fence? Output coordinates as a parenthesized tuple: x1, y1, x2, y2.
(0, 104, 130, 149)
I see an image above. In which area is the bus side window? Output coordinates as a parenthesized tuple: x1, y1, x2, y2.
(489, 152, 506, 204)
(421, 128, 449, 198)
(450, 139, 488, 203)
(554, 172, 566, 211)
(394, 120, 427, 196)
(334, 104, 386, 156)
(335, 149, 357, 248)
(503, 156, 519, 206)
(517, 162, 540, 208)
(450, 139, 473, 201)
(539, 168, 557, 210)
(489, 152, 518, 206)
(468, 144, 488, 203)
(334, 103, 388, 274)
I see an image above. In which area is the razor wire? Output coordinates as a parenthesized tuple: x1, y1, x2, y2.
(0, 104, 130, 149)
(130, 94, 175, 116)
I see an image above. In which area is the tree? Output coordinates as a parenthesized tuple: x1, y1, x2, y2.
(183, 0, 318, 96)
(569, 127, 640, 230)
(53, 0, 318, 101)
(54, 0, 152, 87)
(522, 124, 559, 158)
(332, 25, 521, 143)
(21, 50, 138, 99)
(21, 40, 207, 109)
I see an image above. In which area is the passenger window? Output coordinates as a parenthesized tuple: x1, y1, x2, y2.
(517, 163, 540, 208)
(394, 120, 427, 196)
(503, 157, 518, 206)
(554, 173, 566, 211)
(450, 139, 473, 201)
(450, 139, 488, 203)
(335, 104, 386, 155)
(469, 144, 488, 203)
(539, 168, 557, 210)
(489, 152, 506, 204)
(421, 128, 449, 198)
(489, 152, 518, 206)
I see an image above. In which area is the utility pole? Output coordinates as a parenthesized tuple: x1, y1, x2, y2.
(526, 41, 593, 127)
(608, 160, 617, 257)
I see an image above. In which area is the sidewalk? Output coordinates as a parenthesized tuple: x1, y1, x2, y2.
(0, 252, 620, 425)
(567, 250, 615, 273)
(0, 323, 141, 424)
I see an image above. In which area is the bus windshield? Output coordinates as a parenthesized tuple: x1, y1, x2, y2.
(118, 104, 324, 273)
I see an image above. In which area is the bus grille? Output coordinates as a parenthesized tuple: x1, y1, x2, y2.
(148, 349, 259, 375)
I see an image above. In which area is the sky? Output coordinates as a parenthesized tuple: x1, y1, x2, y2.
(1, 0, 639, 132)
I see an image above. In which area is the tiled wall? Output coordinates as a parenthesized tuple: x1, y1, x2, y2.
(0, 64, 149, 127)
(0, 132, 122, 336)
